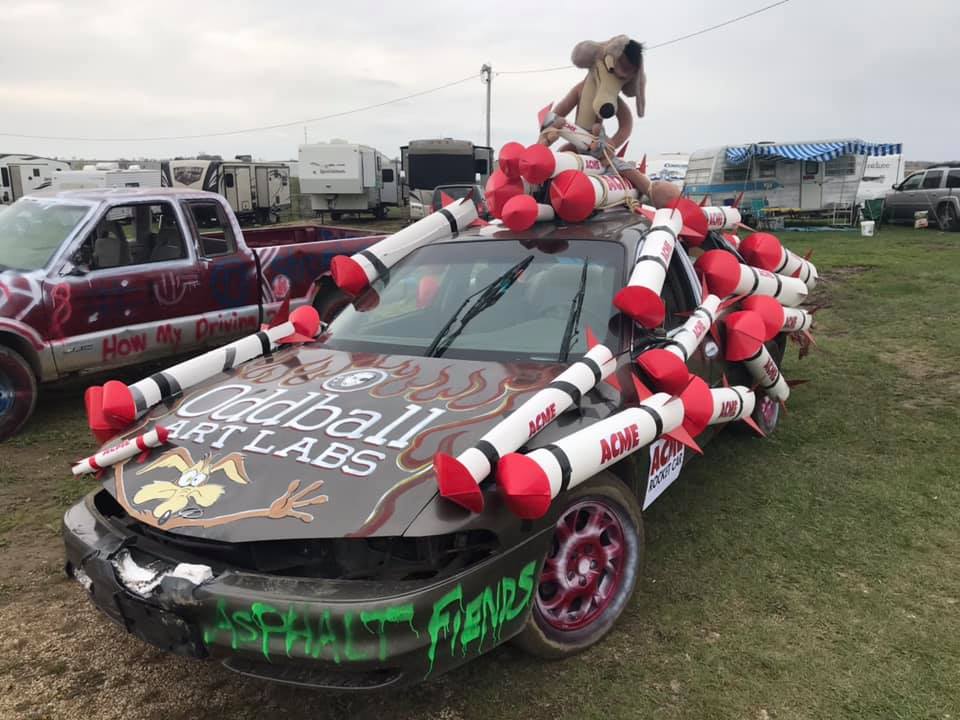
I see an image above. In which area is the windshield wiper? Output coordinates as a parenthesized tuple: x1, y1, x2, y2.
(558, 259, 589, 363)
(424, 255, 535, 358)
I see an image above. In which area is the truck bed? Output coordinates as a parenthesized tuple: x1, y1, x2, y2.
(242, 223, 385, 249)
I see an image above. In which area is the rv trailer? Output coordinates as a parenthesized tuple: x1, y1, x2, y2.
(683, 139, 902, 226)
(0, 154, 70, 204)
(51, 163, 162, 191)
(162, 158, 291, 224)
(401, 138, 493, 219)
(298, 143, 401, 220)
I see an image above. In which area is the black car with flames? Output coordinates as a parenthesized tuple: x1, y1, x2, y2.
(62, 210, 785, 690)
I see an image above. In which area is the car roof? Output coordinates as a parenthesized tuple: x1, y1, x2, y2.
(454, 207, 650, 248)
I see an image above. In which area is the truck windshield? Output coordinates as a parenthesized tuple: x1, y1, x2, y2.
(324, 239, 624, 362)
(0, 198, 90, 271)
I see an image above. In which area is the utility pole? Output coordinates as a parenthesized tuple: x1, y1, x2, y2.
(303, 126, 308, 145)
(481, 63, 492, 148)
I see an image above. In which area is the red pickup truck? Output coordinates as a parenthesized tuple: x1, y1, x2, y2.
(0, 187, 383, 439)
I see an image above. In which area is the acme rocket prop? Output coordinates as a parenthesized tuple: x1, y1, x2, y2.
(85, 305, 320, 441)
(433, 344, 617, 513)
(72, 426, 170, 476)
(331, 197, 479, 295)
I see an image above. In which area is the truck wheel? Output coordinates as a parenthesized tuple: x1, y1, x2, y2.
(330, 212, 342, 222)
(375, 206, 388, 220)
(512, 472, 643, 659)
(938, 204, 958, 231)
(0, 346, 38, 441)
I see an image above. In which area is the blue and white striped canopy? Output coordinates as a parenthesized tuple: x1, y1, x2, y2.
(726, 140, 902, 165)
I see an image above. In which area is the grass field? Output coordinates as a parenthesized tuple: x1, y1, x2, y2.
(0, 225, 957, 719)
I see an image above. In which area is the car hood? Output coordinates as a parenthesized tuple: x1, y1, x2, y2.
(104, 345, 562, 542)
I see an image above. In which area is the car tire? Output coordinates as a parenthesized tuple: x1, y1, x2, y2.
(512, 472, 644, 659)
(330, 211, 342, 222)
(0, 346, 38, 441)
(938, 203, 958, 232)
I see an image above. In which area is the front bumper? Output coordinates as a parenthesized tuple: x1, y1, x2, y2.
(63, 493, 549, 690)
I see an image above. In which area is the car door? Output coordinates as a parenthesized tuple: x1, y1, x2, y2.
(888, 172, 924, 220)
(918, 169, 945, 216)
(53, 200, 198, 372)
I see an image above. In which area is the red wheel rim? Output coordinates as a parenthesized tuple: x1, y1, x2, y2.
(535, 499, 626, 631)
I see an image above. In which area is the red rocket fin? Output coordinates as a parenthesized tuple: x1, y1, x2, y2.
(665, 424, 703, 455)
(733, 192, 744, 209)
(469, 217, 490, 228)
(699, 195, 708, 207)
(440, 191, 456, 207)
(537, 103, 554, 128)
(721, 373, 731, 388)
(586, 326, 600, 349)
(630, 373, 652, 401)
(778, 399, 788, 415)
(741, 415, 766, 437)
(617, 142, 629, 158)
(804, 248, 814, 261)
(267, 296, 291, 328)
(786, 379, 808, 388)
(638, 154, 647, 174)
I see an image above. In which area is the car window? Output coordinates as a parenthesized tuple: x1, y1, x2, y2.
(947, 170, 960, 189)
(899, 173, 923, 191)
(324, 239, 623, 362)
(184, 201, 238, 257)
(922, 171, 943, 190)
(0, 198, 90, 271)
(74, 202, 186, 271)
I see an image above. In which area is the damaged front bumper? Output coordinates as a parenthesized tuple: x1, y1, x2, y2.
(63, 493, 549, 690)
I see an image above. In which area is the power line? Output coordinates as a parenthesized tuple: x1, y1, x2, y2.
(0, 73, 479, 143)
(496, 0, 790, 76)
(0, 0, 790, 143)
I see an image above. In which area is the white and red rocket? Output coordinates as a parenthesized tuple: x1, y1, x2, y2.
(72, 426, 170, 475)
(85, 305, 320, 442)
(695, 249, 808, 307)
(739, 232, 819, 290)
(434, 344, 617, 512)
(330, 197, 478, 295)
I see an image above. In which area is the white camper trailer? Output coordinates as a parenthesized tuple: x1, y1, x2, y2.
(0, 154, 70, 204)
(162, 158, 291, 223)
(298, 143, 401, 220)
(401, 139, 493, 219)
(646, 152, 690, 189)
(683, 139, 902, 225)
(51, 164, 162, 191)
(856, 154, 905, 203)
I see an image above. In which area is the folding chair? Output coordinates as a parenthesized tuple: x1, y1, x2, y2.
(861, 198, 885, 232)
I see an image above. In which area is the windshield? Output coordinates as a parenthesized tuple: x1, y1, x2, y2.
(0, 198, 91, 271)
(324, 239, 624, 362)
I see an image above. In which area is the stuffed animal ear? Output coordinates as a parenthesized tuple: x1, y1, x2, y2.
(571, 40, 604, 68)
(635, 70, 646, 118)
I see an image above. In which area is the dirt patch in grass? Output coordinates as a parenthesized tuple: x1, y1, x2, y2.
(881, 346, 960, 410)
(807, 265, 872, 307)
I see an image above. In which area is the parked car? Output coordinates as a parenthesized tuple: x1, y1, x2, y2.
(884, 165, 960, 230)
(0, 188, 383, 440)
(63, 211, 785, 690)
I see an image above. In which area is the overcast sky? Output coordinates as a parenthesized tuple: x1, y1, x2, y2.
(1, 0, 956, 162)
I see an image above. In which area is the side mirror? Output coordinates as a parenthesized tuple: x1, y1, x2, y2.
(62, 261, 89, 277)
(892, 183, 899, 190)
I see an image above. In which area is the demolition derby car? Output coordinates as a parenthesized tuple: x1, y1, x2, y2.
(64, 207, 799, 690)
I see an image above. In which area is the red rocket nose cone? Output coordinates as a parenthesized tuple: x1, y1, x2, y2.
(635, 348, 689, 395)
(498, 142, 525, 178)
(613, 285, 666, 328)
(434, 452, 484, 513)
(330, 255, 370, 296)
(670, 197, 709, 244)
(679, 374, 713, 436)
(695, 250, 741, 298)
(519, 144, 557, 185)
(84, 385, 115, 443)
(484, 169, 525, 219)
(739, 232, 784, 272)
(502, 194, 540, 231)
(497, 453, 553, 519)
(740, 295, 784, 341)
(101, 379, 136, 428)
(723, 310, 767, 361)
(289, 305, 320, 339)
(155, 425, 170, 444)
(549, 169, 595, 223)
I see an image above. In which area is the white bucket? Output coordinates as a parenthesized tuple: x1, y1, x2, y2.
(860, 220, 875, 237)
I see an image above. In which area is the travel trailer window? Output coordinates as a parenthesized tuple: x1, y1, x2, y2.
(825, 156, 856, 177)
(757, 160, 777, 178)
(0, 167, 8, 187)
(947, 170, 960, 189)
(723, 167, 749, 182)
(921, 171, 943, 189)
(803, 161, 819, 176)
(382, 168, 394, 183)
(185, 201, 237, 257)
